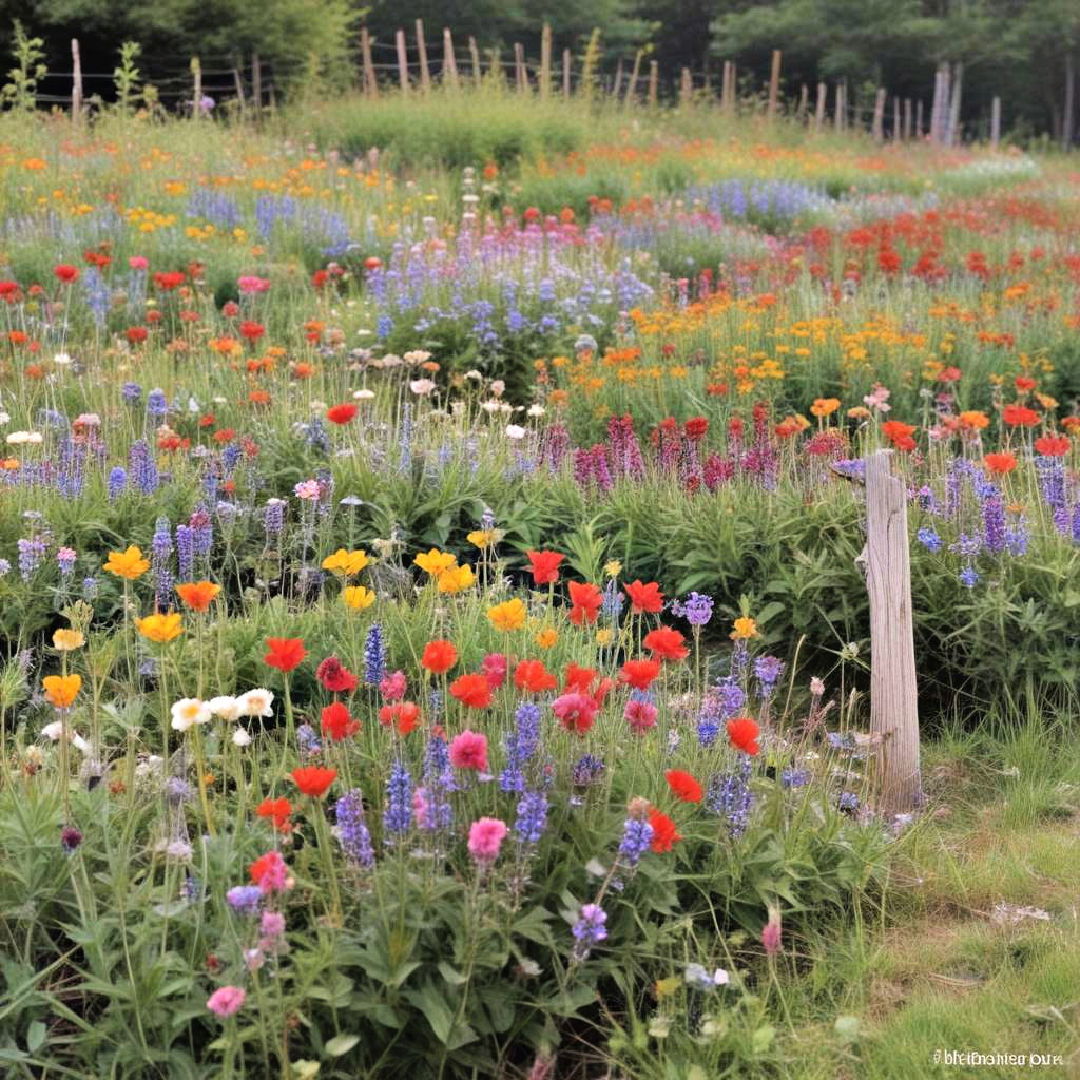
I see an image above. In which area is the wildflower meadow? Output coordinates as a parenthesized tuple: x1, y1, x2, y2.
(1, 44, 1079, 1080)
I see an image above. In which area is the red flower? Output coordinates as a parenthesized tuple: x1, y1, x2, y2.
(620, 658, 662, 691)
(264, 637, 306, 673)
(1015, 376, 1037, 391)
(326, 403, 357, 425)
(239, 321, 265, 343)
(643, 626, 689, 661)
(54, 264, 80, 284)
(552, 692, 598, 735)
(315, 656, 358, 693)
(449, 672, 492, 709)
(684, 417, 709, 441)
(567, 580, 602, 625)
(624, 579, 664, 614)
(563, 662, 596, 695)
(1002, 404, 1040, 427)
(290, 766, 337, 798)
(126, 326, 149, 344)
(255, 796, 292, 832)
(320, 701, 360, 741)
(525, 549, 565, 584)
(1034, 434, 1070, 457)
(379, 701, 421, 734)
(984, 452, 1017, 475)
(421, 639, 458, 674)
(153, 271, 186, 291)
(881, 420, 917, 452)
(481, 652, 507, 689)
(727, 716, 761, 756)
(515, 659, 558, 694)
(665, 769, 703, 803)
(649, 807, 682, 852)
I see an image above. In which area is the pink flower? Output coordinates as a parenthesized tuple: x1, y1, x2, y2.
(449, 730, 488, 771)
(128, 255, 149, 271)
(552, 692, 598, 735)
(467, 816, 508, 865)
(380, 669, 407, 701)
(481, 652, 508, 689)
(412, 787, 429, 827)
(260, 910, 286, 939)
(762, 909, 783, 956)
(207, 985, 246, 1018)
(237, 275, 271, 294)
(624, 698, 658, 734)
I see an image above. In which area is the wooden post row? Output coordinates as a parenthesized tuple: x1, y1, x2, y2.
(767, 49, 781, 120)
(443, 28, 459, 89)
(71, 39, 82, 124)
(814, 81, 826, 132)
(865, 450, 922, 817)
(563, 49, 572, 97)
(396, 29, 409, 93)
(540, 24, 552, 98)
(416, 20, 431, 92)
(468, 37, 481, 84)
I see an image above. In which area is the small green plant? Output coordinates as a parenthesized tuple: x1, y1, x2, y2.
(113, 41, 142, 115)
(1, 22, 46, 113)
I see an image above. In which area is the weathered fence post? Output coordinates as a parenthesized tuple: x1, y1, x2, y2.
(916, 99, 924, 138)
(1063, 53, 1075, 151)
(625, 49, 642, 105)
(539, 24, 552, 99)
(396, 30, 409, 93)
(872, 87, 886, 142)
(191, 57, 201, 118)
(834, 81, 844, 132)
(468, 37, 481, 84)
(233, 64, 246, 117)
(71, 39, 82, 125)
(613, 57, 624, 99)
(442, 28, 458, 89)
(514, 43, 527, 92)
(903, 97, 912, 140)
(721, 60, 734, 112)
(648, 60, 658, 108)
(767, 49, 781, 121)
(253, 52, 264, 111)
(865, 450, 922, 817)
(415, 20, 431, 92)
(679, 66, 692, 107)
(797, 82, 808, 119)
(990, 95, 1001, 150)
(946, 61, 963, 146)
(892, 95, 900, 142)
(563, 49, 572, 97)
(814, 81, 826, 132)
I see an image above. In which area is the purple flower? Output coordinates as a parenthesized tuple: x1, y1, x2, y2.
(226, 885, 264, 914)
(571, 903, 608, 960)
(514, 790, 548, 845)
(335, 788, 374, 867)
(672, 592, 714, 626)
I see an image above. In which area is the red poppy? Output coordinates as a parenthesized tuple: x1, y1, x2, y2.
(665, 769, 703, 803)
(649, 807, 682, 852)
(643, 626, 689, 661)
(1002, 404, 1040, 427)
(239, 321, 265, 343)
(421, 639, 458, 674)
(379, 701, 421, 735)
(1034, 434, 1070, 457)
(525, 549, 565, 585)
(315, 656, 358, 693)
(552, 692, 599, 734)
(727, 716, 761, 756)
(984, 452, 1017, 475)
(326, 403, 358, 425)
(264, 637, 306, 673)
(320, 701, 360, 741)
(567, 580, 602, 625)
(54, 264, 79, 284)
(624, 580, 664, 614)
(881, 420, 917, 452)
(290, 766, 337, 798)
(449, 672, 492, 709)
(153, 271, 186, 291)
(563, 662, 597, 695)
(515, 659, 558, 694)
(684, 416, 709, 441)
(620, 658, 662, 691)
(255, 796, 293, 832)
(1015, 376, 1037, 391)
(126, 326, 149, 344)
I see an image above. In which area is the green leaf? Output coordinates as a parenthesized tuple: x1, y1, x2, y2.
(26, 1020, 45, 1053)
(324, 1034, 361, 1057)
(752, 1025, 776, 1054)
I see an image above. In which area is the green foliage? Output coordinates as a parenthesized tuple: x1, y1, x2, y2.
(1, 22, 46, 112)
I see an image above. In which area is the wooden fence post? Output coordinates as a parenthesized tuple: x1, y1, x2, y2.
(613, 58, 624, 100)
(797, 82, 808, 119)
(539, 24, 552, 99)
(563, 49, 572, 97)
(814, 80, 826, 132)
(834, 81, 844, 132)
(679, 66, 692, 107)
(443, 28, 458, 89)
(903, 97, 912, 140)
(767, 49, 781, 121)
(514, 43, 527, 92)
(191, 57, 201, 118)
(916, 99, 924, 138)
(648, 60, 658, 108)
(892, 95, 900, 142)
(1062, 53, 1074, 151)
(872, 87, 886, 142)
(721, 60, 733, 112)
(990, 95, 1001, 150)
(468, 37, 481, 84)
(233, 64, 246, 117)
(865, 449, 922, 817)
(416, 20, 431, 92)
(253, 52, 263, 111)
(946, 61, 962, 146)
(71, 39, 82, 125)
(625, 49, 642, 105)
(396, 30, 409, 93)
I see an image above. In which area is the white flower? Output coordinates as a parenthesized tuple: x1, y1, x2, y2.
(352, 388, 375, 400)
(490, 380, 505, 398)
(53, 352, 74, 366)
(409, 379, 436, 396)
(481, 400, 501, 414)
(526, 403, 545, 418)
(232, 727, 252, 747)
(71, 733, 91, 754)
(0, 410, 9, 425)
(403, 350, 431, 363)
(463, 369, 483, 381)
(41, 720, 64, 741)
(504, 424, 526, 440)
(207, 695, 241, 721)
(170, 698, 211, 732)
(237, 688, 274, 718)
(6, 430, 43, 445)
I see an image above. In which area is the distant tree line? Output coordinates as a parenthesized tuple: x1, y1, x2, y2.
(2, 0, 1077, 141)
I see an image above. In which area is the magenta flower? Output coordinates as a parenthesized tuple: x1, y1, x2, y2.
(449, 730, 489, 771)
(481, 652, 508, 689)
(379, 669, 407, 701)
(207, 985, 246, 1018)
(467, 816, 508, 865)
(762, 908, 783, 956)
(623, 698, 658, 734)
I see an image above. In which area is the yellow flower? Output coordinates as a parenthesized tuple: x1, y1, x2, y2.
(730, 616, 758, 640)
(103, 545, 150, 580)
(342, 584, 376, 611)
(602, 560, 622, 578)
(52, 629, 85, 651)
(136, 612, 183, 643)
(654, 977, 681, 1000)
(595, 628, 615, 646)
(535, 627, 559, 649)
(466, 528, 504, 549)
(437, 563, 475, 594)
(321, 548, 370, 577)
(414, 548, 457, 577)
(43, 674, 82, 709)
(487, 598, 527, 632)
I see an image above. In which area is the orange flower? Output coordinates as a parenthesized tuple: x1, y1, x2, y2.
(567, 581, 603, 625)
(624, 580, 664, 614)
(290, 766, 337, 798)
(1034, 435, 1070, 457)
(103, 545, 150, 580)
(449, 672, 492, 709)
(175, 581, 221, 613)
(256, 797, 293, 832)
(43, 673, 81, 709)
(379, 701, 421, 734)
(984, 452, 1017, 475)
(421, 639, 458, 675)
(514, 659, 558, 694)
